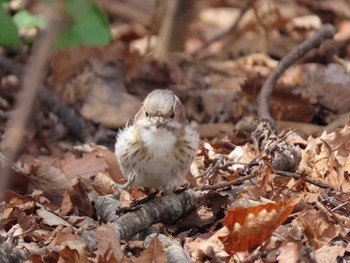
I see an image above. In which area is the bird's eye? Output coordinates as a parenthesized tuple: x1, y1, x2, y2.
(170, 113, 175, 118)
(145, 112, 149, 117)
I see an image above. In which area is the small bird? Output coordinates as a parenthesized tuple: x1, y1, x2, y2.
(115, 89, 199, 190)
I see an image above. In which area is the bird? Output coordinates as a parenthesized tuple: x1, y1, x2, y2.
(115, 89, 199, 191)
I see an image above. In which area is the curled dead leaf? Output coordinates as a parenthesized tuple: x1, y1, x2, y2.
(219, 197, 301, 255)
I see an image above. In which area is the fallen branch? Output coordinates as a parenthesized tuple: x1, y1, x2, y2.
(257, 24, 337, 131)
(94, 190, 204, 240)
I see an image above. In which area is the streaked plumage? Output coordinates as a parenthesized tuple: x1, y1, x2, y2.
(115, 89, 199, 189)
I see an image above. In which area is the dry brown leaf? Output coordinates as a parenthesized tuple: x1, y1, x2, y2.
(299, 131, 350, 191)
(49, 44, 129, 89)
(66, 215, 96, 229)
(59, 192, 75, 217)
(297, 64, 350, 114)
(242, 65, 314, 123)
(90, 144, 125, 184)
(61, 152, 109, 180)
(337, 160, 350, 192)
(298, 209, 339, 246)
(36, 206, 71, 227)
(28, 159, 73, 205)
(95, 223, 124, 262)
(48, 226, 77, 247)
(80, 84, 140, 128)
(50, 46, 141, 128)
(228, 144, 258, 169)
(320, 123, 350, 165)
(315, 245, 346, 263)
(12, 208, 35, 232)
(277, 242, 300, 263)
(91, 172, 120, 195)
(175, 206, 215, 230)
(64, 180, 93, 217)
(219, 197, 301, 255)
(186, 230, 229, 262)
(133, 236, 168, 263)
(59, 239, 88, 263)
(202, 141, 220, 161)
(2, 2, 350, 262)
(255, 164, 275, 196)
(4, 192, 36, 212)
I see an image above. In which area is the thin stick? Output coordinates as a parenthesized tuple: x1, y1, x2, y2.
(275, 170, 336, 191)
(315, 201, 349, 223)
(331, 201, 349, 212)
(0, 3, 67, 198)
(196, 174, 255, 191)
(257, 24, 337, 130)
(191, 0, 252, 57)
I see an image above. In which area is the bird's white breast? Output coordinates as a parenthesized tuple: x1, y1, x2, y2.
(141, 126, 177, 157)
(115, 120, 199, 189)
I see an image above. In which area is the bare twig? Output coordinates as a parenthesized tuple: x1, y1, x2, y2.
(263, 129, 296, 154)
(331, 201, 349, 212)
(219, 161, 249, 170)
(196, 155, 224, 179)
(275, 170, 336, 191)
(315, 201, 349, 223)
(196, 174, 255, 191)
(191, 0, 252, 57)
(0, 3, 67, 197)
(257, 24, 337, 130)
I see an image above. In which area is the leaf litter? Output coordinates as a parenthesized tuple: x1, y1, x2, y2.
(1, 0, 350, 262)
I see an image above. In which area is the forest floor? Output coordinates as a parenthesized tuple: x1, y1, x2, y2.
(1, 0, 350, 262)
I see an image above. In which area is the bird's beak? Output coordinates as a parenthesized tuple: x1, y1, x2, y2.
(154, 117, 166, 129)
(155, 121, 164, 129)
